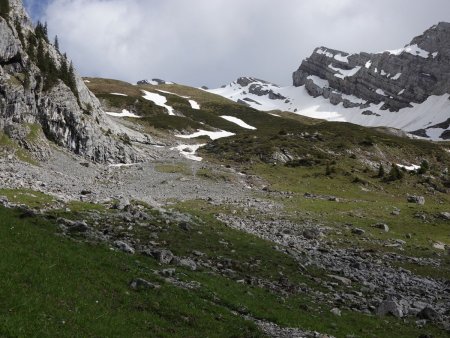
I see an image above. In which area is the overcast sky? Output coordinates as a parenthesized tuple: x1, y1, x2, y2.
(23, 0, 450, 88)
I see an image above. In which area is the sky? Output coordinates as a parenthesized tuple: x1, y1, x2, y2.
(23, 0, 450, 88)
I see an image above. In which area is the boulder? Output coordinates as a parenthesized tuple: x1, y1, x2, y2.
(373, 223, 390, 232)
(129, 278, 160, 291)
(114, 241, 135, 254)
(407, 195, 425, 205)
(376, 299, 404, 318)
(351, 228, 365, 235)
(417, 307, 441, 322)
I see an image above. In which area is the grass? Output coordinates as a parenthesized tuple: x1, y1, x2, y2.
(155, 163, 191, 175)
(0, 206, 261, 338)
(1, 202, 446, 338)
(0, 188, 55, 208)
(0, 131, 37, 165)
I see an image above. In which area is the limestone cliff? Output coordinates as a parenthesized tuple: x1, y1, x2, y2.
(0, 0, 138, 163)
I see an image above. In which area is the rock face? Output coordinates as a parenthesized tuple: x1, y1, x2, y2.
(0, 0, 138, 163)
(292, 22, 450, 136)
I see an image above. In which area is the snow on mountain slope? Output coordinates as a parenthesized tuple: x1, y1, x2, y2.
(208, 77, 450, 140)
(209, 23, 450, 141)
(142, 90, 175, 116)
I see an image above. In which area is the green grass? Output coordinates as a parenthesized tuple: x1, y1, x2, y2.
(0, 206, 261, 338)
(0, 188, 54, 208)
(0, 131, 37, 165)
(1, 204, 446, 338)
(155, 163, 191, 175)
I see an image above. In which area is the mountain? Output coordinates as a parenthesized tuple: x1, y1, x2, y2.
(209, 23, 450, 140)
(0, 0, 137, 163)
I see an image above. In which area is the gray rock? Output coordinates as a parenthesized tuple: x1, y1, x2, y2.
(178, 221, 192, 231)
(303, 228, 321, 240)
(438, 212, 450, 220)
(330, 307, 342, 316)
(175, 258, 197, 271)
(417, 307, 440, 322)
(129, 278, 160, 291)
(351, 228, 365, 235)
(150, 249, 174, 264)
(407, 195, 425, 205)
(373, 223, 390, 232)
(376, 299, 404, 318)
(67, 220, 89, 233)
(114, 240, 135, 254)
(160, 268, 176, 277)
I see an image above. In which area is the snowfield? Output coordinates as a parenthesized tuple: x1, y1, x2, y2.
(208, 80, 450, 140)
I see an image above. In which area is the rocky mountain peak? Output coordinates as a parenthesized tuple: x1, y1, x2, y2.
(410, 21, 450, 56)
(291, 22, 450, 139)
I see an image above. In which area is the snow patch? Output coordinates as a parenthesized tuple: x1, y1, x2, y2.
(142, 90, 175, 116)
(329, 64, 361, 79)
(386, 44, 430, 58)
(334, 53, 349, 63)
(171, 144, 205, 161)
(106, 109, 141, 118)
(340, 93, 365, 104)
(156, 89, 189, 99)
(391, 73, 402, 80)
(189, 100, 200, 110)
(220, 116, 256, 130)
(397, 164, 420, 171)
(398, 89, 405, 95)
(365, 60, 372, 69)
(307, 75, 329, 88)
(109, 163, 140, 168)
(176, 129, 235, 140)
(316, 48, 334, 58)
(110, 92, 128, 97)
(376, 89, 387, 96)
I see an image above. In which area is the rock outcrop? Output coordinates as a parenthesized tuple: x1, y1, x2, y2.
(0, 0, 138, 163)
(293, 22, 450, 115)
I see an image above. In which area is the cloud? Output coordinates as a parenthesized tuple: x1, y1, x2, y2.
(33, 0, 450, 87)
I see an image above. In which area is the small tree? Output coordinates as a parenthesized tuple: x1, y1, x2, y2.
(377, 163, 385, 178)
(325, 163, 336, 176)
(418, 160, 429, 174)
(386, 164, 404, 182)
(54, 35, 59, 51)
(0, 0, 10, 19)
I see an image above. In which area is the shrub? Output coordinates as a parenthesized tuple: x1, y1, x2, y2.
(418, 160, 429, 174)
(377, 164, 385, 178)
(385, 164, 404, 182)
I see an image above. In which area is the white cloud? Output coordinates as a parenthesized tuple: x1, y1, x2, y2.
(39, 0, 450, 87)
